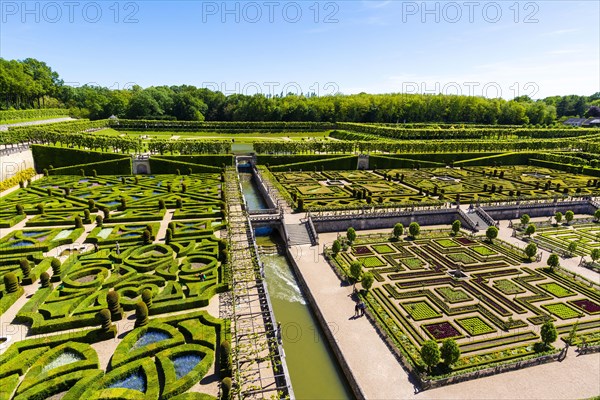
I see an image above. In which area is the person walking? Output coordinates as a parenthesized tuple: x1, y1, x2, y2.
(354, 302, 360, 317)
(115, 241, 120, 255)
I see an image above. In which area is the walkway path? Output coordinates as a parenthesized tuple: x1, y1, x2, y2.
(0, 117, 74, 131)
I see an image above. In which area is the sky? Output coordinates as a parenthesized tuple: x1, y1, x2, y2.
(1, 0, 599, 99)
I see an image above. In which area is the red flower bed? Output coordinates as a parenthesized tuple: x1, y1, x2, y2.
(424, 322, 461, 340)
(572, 299, 600, 314)
(354, 246, 373, 255)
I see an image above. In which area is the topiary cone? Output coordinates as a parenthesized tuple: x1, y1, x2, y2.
(98, 308, 112, 332)
(40, 272, 50, 288)
(4, 273, 19, 294)
(135, 301, 149, 327)
(141, 288, 153, 309)
(107, 290, 120, 315)
(221, 377, 232, 400)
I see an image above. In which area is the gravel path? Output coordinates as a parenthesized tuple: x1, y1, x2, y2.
(0, 117, 74, 131)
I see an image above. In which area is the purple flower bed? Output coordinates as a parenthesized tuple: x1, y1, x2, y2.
(354, 246, 373, 255)
(572, 299, 600, 314)
(456, 237, 475, 245)
(424, 322, 461, 340)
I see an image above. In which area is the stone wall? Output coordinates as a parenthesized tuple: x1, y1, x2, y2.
(483, 200, 596, 220)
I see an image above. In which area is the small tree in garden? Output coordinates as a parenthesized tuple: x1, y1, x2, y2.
(102, 207, 110, 219)
(51, 258, 61, 277)
(107, 290, 120, 316)
(92, 169, 97, 177)
(567, 321, 579, 345)
(568, 241, 578, 256)
(36, 203, 44, 214)
(540, 320, 558, 349)
(332, 240, 341, 256)
(96, 215, 103, 227)
(547, 253, 560, 272)
(15, 204, 24, 215)
(98, 308, 112, 333)
(451, 220, 461, 236)
(3, 273, 18, 293)
(181, 183, 187, 193)
(393, 223, 404, 240)
(440, 339, 460, 367)
(525, 223, 536, 237)
(167, 183, 172, 192)
(594, 209, 600, 222)
(135, 301, 149, 327)
(142, 229, 152, 245)
(83, 209, 91, 221)
(119, 197, 127, 210)
(221, 377, 232, 400)
(554, 211, 563, 225)
(165, 228, 173, 244)
(220, 340, 232, 377)
(88, 199, 95, 211)
(361, 272, 374, 292)
(20, 258, 31, 277)
(141, 288, 153, 309)
(349, 261, 362, 282)
(74, 216, 83, 228)
(175, 197, 183, 208)
(158, 199, 166, 210)
(486, 226, 499, 243)
(520, 214, 530, 226)
(409, 222, 420, 239)
(565, 210, 574, 225)
(420, 340, 440, 373)
(346, 227, 357, 244)
(591, 248, 600, 264)
(40, 272, 50, 288)
(525, 242, 538, 261)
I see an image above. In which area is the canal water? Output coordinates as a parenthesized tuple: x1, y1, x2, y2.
(239, 172, 353, 399)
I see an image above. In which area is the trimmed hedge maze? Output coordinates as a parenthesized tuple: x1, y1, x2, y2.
(0, 173, 230, 399)
(271, 165, 600, 210)
(0, 313, 226, 400)
(329, 232, 600, 376)
(533, 223, 600, 257)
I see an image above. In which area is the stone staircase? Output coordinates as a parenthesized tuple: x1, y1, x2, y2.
(285, 222, 313, 246)
(464, 210, 490, 231)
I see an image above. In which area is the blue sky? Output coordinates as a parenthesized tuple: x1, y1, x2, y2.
(1, 0, 598, 98)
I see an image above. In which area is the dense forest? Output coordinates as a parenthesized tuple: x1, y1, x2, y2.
(1, 58, 599, 124)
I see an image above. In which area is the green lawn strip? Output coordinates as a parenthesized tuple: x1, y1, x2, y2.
(538, 282, 576, 298)
(542, 303, 584, 320)
(456, 316, 496, 336)
(401, 300, 442, 321)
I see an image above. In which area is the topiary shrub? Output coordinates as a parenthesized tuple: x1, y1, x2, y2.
(36, 203, 44, 214)
(166, 228, 173, 244)
(158, 199, 166, 210)
(135, 301, 149, 327)
(141, 288, 153, 309)
(220, 340, 232, 377)
(107, 290, 122, 319)
(40, 272, 50, 288)
(167, 183, 173, 193)
(98, 308, 112, 333)
(101, 207, 110, 220)
(181, 183, 187, 193)
(79, 168, 85, 176)
(221, 377, 232, 400)
(43, 168, 49, 177)
(96, 215, 103, 227)
(176, 197, 183, 208)
(20, 258, 31, 276)
(19, 180, 24, 188)
(15, 204, 24, 215)
(142, 229, 152, 245)
(92, 169, 97, 177)
(88, 199, 95, 211)
(74, 216, 83, 228)
(83, 209, 91, 221)
(4, 272, 19, 293)
(50, 258, 62, 281)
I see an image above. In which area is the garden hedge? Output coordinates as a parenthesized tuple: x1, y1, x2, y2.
(31, 145, 130, 171)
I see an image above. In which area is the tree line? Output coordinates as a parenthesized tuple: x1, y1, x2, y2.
(2, 58, 599, 124)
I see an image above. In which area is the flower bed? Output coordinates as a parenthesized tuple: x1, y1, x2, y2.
(402, 301, 441, 321)
(424, 322, 462, 340)
(457, 316, 496, 336)
(372, 244, 396, 254)
(358, 255, 386, 267)
(570, 299, 600, 314)
(538, 283, 576, 298)
(542, 303, 584, 320)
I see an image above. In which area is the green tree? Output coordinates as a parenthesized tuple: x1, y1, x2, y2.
(525, 242, 538, 261)
(520, 214, 530, 226)
(420, 340, 440, 372)
(346, 227, 357, 244)
(486, 226, 499, 243)
(594, 209, 600, 222)
(591, 248, 600, 263)
(525, 223, 536, 237)
(350, 261, 362, 282)
(409, 222, 420, 238)
(451, 220, 461, 236)
(540, 320, 558, 348)
(554, 211, 563, 225)
(547, 253, 560, 271)
(332, 240, 341, 256)
(568, 241, 578, 256)
(565, 210, 574, 224)
(361, 272, 374, 292)
(440, 339, 460, 366)
(393, 223, 404, 240)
